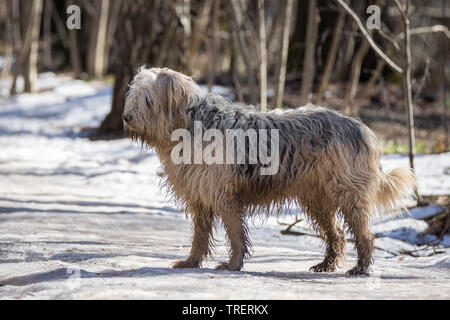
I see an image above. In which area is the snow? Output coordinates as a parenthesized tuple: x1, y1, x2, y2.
(0, 73, 449, 299)
(381, 153, 450, 196)
(407, 204, 446, 220)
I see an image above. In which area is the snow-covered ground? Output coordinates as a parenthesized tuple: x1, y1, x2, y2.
(0, 74, 449, 299)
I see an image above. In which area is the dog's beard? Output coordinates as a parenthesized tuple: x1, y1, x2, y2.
(124, 124, 154, 151)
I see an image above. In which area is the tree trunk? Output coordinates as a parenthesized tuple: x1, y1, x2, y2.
(258, 0, 267, 111)
(230, 26, 244, 102)
(103, 0, 123, 74)
(91, 0, 110, 78)
(66, 0, 82, 79)
(86, 0, 110, 78)
(266, 1, 283, 68)
(155, 14, 178, 66)
(173, 0, 191, 71)
(25, 0, 43, 92)
(299, 0, 319, 105)
(274, 0, 293, 108)
(401, 1, 416, 172)
(6, 0, 22, 81)
(344, 39, 370, 114)
(441, 0, 448, 151)
(355, 44, 396, 110)
(43, 0, 53, 70)
(51, 1, 70, 50)
(334, 1, 365, 82)
(207, 0, 219, 92)
(1, 0, 14, 78)
(229, 0, 258, 105)
(10, 0, 43, 94)
(87, 1, 100, 76)
(316, 7, 345, 104)
(96, 0, 160, 136)
(189, 0, 213, 74)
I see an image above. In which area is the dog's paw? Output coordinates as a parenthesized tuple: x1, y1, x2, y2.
(309, 262, 336, 273)
(215, 262, 242, 271)
(345, 266, 370, 276)
(172, 259, 200, 269)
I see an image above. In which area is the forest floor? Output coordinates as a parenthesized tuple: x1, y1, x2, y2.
(0, 73, 449, 299)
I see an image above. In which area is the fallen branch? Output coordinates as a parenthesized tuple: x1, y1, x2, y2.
(278, 215, 304, 234)
(279, 218, 446, 258)
(398, 240, 446, 257)
(279, 218, 399, 256)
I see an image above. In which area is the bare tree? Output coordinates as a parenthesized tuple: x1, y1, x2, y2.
(87, 0, 110, 78)
(335, 0, 421, 178)
(344, 36, 370, 114)
(230, 24, 245, 102)
(43, 0, 53, 70)
(1, 0, 14, 78)
(103, 0, 123, 73)
(189, 0, 213, 74)
(395, 0, 416, 173)
(155, 11, 179, 66)
(273, 0, 293, 109)
(229, 0, 258, 105)
(316, 7, 345, 104)
(66, 0, 82, 78)
(51, 1, 71, 50)
(335, 0, 402, 73)
(97, 0, 173, 136)
(266, 1, 283, 67)
(299, 0, 319, 105)
(354, 3, 433, 110)
(334, 9, 358, 81)
(207, 0, 219, 92)
(258, 0, 267, 111)
(176, 0, 191, 72)
(10, 0, 44, 94)
(442, 0, 448, 151)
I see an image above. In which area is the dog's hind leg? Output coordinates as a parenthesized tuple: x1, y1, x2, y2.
(342, 203, 374, 276)
(309, 208, 346, 273)
(173, 204, 214, 269)
(215, 202, 250, 271)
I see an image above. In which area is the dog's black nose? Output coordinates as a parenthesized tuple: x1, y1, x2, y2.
(122, 114, 132, 123)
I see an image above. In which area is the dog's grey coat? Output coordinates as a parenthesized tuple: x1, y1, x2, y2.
(187, 94, 368, 185)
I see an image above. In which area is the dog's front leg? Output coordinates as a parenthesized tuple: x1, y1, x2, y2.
(173, 207, 214, 269)
(216, 205, 250, 271)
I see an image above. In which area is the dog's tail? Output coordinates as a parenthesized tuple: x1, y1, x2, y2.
(375, 167, 417, 215)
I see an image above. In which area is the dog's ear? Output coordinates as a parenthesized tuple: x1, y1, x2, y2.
(155, 69, 200, 111)
(155, 69, 182, 112)
(154, 69, 195, 128)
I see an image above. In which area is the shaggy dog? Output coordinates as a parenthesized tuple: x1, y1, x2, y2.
(122, 67, 416, 275)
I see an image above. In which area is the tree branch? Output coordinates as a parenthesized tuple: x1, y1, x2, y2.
(335, 0, 403, 73)
(397, 24, 450, 39)
(376, 28, 401, 51)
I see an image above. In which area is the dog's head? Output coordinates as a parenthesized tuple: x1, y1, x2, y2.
(123, 67, 203, 147)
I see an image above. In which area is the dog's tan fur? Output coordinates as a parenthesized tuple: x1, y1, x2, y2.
(123, 67, 417, 275)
